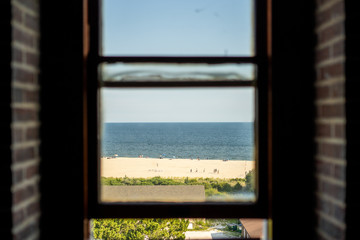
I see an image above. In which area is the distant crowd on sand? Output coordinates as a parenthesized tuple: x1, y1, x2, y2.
(189, 168, 220, 174)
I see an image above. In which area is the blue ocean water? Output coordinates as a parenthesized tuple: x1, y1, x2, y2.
(101, 122, 254, 160)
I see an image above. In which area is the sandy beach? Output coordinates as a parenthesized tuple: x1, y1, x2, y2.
(101, 157, 255, 179)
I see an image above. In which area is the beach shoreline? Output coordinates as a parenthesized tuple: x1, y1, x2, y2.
(101, 157, 255, 179)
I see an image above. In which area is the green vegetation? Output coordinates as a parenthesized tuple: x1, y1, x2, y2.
(91, 218, 243, 239)
(91, 218, 189, 240)
(187, 219, 238, 231)
(187, 219, 242, 238)
(244, 169, 255, 192)
(188, 219, 212, 231)
(101, 171, 255, 198)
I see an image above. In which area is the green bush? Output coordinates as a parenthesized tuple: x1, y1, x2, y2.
(92, 218, 189, 240)
(101, 175, 252, 197)
(245, 170, 255, 192)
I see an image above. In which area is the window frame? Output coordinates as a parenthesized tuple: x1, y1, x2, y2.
(85, 0, 270, 219)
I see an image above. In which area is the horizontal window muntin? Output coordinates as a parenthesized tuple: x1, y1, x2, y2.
(97, 56, 258, 64)
(96, 57, 258, 87)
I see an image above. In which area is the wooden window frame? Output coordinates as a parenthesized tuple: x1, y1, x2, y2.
(85, 0, 271, 219)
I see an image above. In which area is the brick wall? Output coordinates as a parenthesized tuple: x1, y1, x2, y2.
(315, 0, 346, 239)
(11, 0, 40, 239)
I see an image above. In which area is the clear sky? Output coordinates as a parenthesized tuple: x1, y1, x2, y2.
(101, 88, 254, 122)
(103, 0, 253, 56)
(101, 0, 254, 123)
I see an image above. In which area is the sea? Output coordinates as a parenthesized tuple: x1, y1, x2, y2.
(101, 122, 254, 161)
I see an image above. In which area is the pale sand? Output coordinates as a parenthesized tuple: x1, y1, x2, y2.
(101, 157, 255, 179)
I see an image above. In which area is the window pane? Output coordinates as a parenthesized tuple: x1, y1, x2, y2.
(101, 63, 255, 82)
(102, 0, 253, 56)
(99, 88, 256, 202)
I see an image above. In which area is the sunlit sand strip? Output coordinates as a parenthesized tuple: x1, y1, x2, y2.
(101, 157, 255, 179)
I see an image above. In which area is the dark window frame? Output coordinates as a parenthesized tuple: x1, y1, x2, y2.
(85, 0, 270, 219)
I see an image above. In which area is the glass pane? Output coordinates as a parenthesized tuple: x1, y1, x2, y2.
(99, 88, 256, 202)
(90, 218, 266, 239)
(101, 63, 255, 82)
(102, 0, 253, 56)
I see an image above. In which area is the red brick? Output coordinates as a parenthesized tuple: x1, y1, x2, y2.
(317, 62, 344, 81)
(317, 179, 346, 201)
(13, 220, 39, 240)
(13, 88, 39, 103)
(13, 26, 35, 48)
(13, 67, 36, 84)
(316, 85, 331, 100)
(25, 164, 38, 179)
(333, 40, 344, 57)
(317, 197, 332, 216)
(13, 146, 36, 163)
(316, 46, 330, 63)
(13, 185, 35, 204)
(316, 0, 334, 6)
(316, 158, 346, 180)
(330, 82, 344, 98)
(24, 13, 39, 32)
(13, 88, 23, 103)
(318, 21, 344, 44)
(12, 47, 23, 63)
(316, 158, 332, 176)
(318, 142, 345, 159)
(318, 216, 345, 240)
(25, 52, 39, 66)
(18, 0, 39, 12)
(13, 108, 37, 122)
(317, 103, 345, 118)
(25, 127, 38, 140)
(334, 123, 345, 138)
(13, 169, 23, 185)
(12, 5, 23, 23)
(316, 123, 332, 137)
(333, 204, 346, 222)
(333, 164, 346, 180)
(13, 127, 23, 142)
(26, 201, 40, 217)
(12, 208, 25, 225)
(315, 1, 346, 238)
(24, 89, 39, 103)
(316, 1, 344, 26)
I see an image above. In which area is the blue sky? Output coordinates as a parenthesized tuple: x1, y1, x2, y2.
(103, 0, 253, 56)
(101, 0, 254, 122)
(102, 88, 254, 122)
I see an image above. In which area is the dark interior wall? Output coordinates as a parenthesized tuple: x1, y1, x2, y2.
(271, 1, 316, 239)
(345, 0, 360, 238)
(39, 1, 84, 239)
(0, 1, 13, 239)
